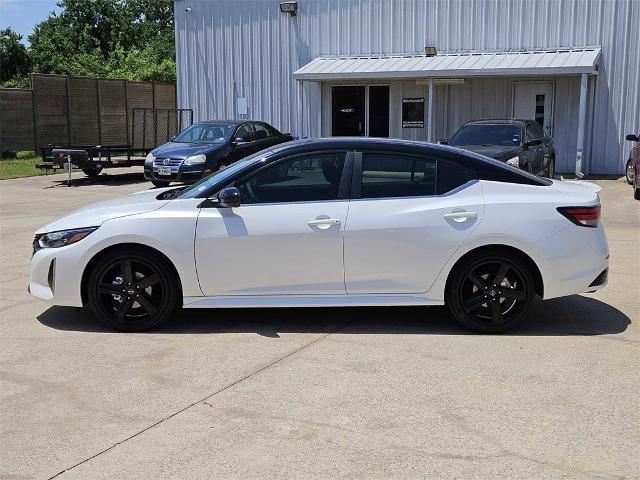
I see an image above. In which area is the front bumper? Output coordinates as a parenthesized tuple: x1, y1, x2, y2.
(144, 165, 203, 184)
(29, 245, 84, 307)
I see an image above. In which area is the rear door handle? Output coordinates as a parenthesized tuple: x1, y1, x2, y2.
(443, 211, 477, 222)
(307, 218, 341, 226)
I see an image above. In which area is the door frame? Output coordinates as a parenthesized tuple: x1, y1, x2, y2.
(511, 81, 556, 136)
(330, 83, 391, 137)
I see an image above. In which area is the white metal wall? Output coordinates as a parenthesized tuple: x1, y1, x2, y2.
(175, 0, 640, 174)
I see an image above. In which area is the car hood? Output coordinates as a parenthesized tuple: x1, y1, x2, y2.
(455, 144, 521, 160)
(35, 187, 175, 234)
(152, 141, 224, 159)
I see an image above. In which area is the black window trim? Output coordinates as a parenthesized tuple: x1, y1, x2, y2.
(350, 150, 475, 201)
(217, 149, 354, 205)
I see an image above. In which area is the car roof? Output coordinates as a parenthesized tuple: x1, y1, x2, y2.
(265, 137, 549, 185)
(194, 120, 265, 126)
(462, 118, 529, 125)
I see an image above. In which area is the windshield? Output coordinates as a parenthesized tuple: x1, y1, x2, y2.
(451, 124, 521, 147)
(177, 150, 275, 199)
(174, 123, 236, 144)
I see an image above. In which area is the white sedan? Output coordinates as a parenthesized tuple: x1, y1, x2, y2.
(29, 138, 609, 333)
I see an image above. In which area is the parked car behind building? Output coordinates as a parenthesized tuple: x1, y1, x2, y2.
(442, 119, 556, 178)
(144, 120, 292, 187)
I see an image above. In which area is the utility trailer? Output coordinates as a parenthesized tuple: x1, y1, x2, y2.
(36, 144, 147, 177)
(34, 108, 193, 181)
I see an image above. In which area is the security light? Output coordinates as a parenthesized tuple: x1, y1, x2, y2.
(424, 46, 437, 57)
(280, 1, 298, 16)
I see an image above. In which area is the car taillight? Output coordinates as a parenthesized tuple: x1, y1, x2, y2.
(557, 206, 601, 227)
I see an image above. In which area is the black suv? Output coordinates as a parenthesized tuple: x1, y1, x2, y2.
(442, 119, 556, 178)
(144, 120, 292, 187)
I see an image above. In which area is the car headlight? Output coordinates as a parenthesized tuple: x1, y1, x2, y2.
(505, 156, 520, 167)
(34, 227, 98, 252)
(145, 152, 155, 166)
(183, 154, 206, 166)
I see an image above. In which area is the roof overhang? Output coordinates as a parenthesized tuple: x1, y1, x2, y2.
(293, 47, 601, 81)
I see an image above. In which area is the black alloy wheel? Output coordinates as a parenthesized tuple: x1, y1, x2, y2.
(446, 251, 535, 333)
(546, 157, 555, 179)
(87, 248, 179, 331)
(626, 158, 634, 185)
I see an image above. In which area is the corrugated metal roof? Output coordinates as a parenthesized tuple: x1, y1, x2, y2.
(293, 47, 601, 80)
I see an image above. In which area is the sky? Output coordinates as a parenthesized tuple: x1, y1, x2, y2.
(0, 0, 61, 44)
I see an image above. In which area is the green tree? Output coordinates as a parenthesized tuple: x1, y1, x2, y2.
(26, 0, 175, 83)
(0, 28, 32, 86)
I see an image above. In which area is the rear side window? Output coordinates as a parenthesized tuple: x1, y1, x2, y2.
(361, 154, 436, 198)
(253, 123, 273, 140)
(436, 160, 470, 194)
(360, 153, 470, 199)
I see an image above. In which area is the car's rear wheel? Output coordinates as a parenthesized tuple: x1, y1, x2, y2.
(446, 250, 536, 333)
(151, 180, 170, 188)
(87, 248, 179, 331)
(82, 166, 102, 177)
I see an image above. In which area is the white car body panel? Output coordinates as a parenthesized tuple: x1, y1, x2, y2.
(29, 177, 609, 310)
(195, 200, 348, 295)
(344, 181, 485, 294)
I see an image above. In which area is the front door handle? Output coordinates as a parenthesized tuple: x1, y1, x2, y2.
(307, 218, 341, 226)
(443, 211, 478, 222)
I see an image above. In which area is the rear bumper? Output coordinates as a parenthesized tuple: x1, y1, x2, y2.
(536, 223, 609, 299)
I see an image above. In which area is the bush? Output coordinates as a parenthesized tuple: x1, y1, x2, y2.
(16, 151, 37, 159)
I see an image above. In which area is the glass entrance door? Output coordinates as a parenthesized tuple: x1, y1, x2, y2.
(332, 86, 365, 136)
(513, 82, 554, 134)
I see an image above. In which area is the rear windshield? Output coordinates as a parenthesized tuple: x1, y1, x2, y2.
(451, 124, 521, 147)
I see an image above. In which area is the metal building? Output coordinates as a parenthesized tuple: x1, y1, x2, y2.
(174, 0, 640, 175)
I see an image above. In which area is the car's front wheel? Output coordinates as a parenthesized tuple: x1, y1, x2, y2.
(546, 157, 555, 178)
(446, 250, 536, 333)
(626, 158, 634, 185)
(87, 248, 179, 331)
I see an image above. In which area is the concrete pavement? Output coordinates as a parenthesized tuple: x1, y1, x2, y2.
(1, 169, 638, 479)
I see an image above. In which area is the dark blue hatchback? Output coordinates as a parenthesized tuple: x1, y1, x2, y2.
(144, 120, 292, 187)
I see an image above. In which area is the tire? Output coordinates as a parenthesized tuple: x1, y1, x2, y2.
(626, 158, 634, 185)
(82, 166, 103, 177)
(87, 248, 179, 331)
(546, 157, 555, 179)
(445, 249, 536, 333)
(151, 180, 170, 188)
(634, 184, 640, 200)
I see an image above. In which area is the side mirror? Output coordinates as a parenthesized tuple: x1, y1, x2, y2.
(233, 137, 249, 145)
(439, 138, 450, 145)
(216, 187, 241, 208)
(626, 134, 639, 142)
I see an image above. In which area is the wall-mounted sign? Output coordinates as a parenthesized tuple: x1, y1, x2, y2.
(402, 98, 425, 128)
(236, 97, 248, 115)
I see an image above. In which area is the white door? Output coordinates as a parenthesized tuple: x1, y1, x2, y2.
(195, 152, 349, 296)
(344, 153, 484, 294)
(513, 82, 554, 134)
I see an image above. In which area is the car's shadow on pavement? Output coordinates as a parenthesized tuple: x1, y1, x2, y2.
(43, 172, 149, 188)
(37, 294, 630, 337)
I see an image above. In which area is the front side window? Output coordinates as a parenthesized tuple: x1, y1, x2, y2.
(361, 154, 436, 198)
(235, 124, 254, 142)
(235, 152, 346, 204)
(450, 124, 521, 147)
